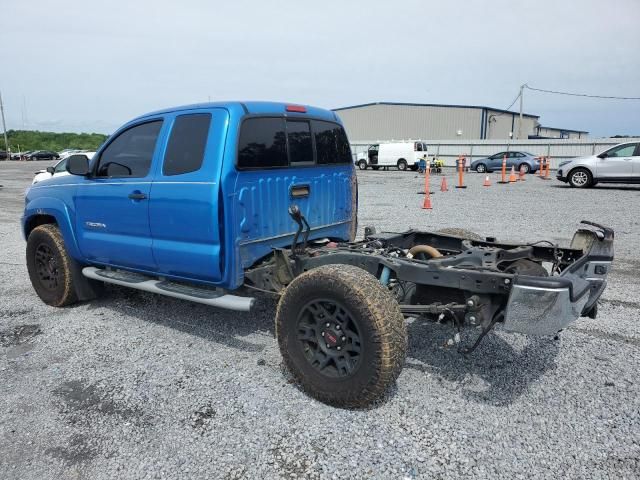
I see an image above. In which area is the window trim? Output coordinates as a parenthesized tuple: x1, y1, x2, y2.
(92, 119, 164, 179)
(235, 114, 352, 171)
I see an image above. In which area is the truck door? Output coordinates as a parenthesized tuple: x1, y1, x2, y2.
(148, 109, 228, 282)
(74, 120, 163, 271)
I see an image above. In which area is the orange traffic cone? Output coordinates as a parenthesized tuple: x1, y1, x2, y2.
(440, 176, 448, 192)
(483, 175, 491, 187)
(422, 193, 432, 210)
(508, 166, 517, 183)
(519, 165, 526, 181)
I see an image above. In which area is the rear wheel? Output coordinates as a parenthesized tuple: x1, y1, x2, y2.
(518, 163, 531, 174)
(357, 160, 367, 170)
(26, 224, 79, 307)
(568, 168, 592, 188)
(397, 159, 408, 171)
(276, 265, 407, 408)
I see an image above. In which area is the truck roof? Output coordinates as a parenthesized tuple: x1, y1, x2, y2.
(133, 101, 340, 123)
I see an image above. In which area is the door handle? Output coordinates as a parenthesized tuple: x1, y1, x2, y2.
(290, 184, 310, 198)
(128, 192, 147, 200)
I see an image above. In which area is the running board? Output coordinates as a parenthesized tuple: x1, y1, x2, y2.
(82, 267, 255, 311)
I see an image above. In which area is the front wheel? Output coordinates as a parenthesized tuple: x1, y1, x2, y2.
(26, 224, 79, 307)
(276, 265, 407, 408)
(568, 168, 593, 188)
(357, 160, 367, 170)
(475, 163, 486, 173)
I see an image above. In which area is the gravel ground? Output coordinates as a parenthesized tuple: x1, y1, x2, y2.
(1, 162, 639, 479)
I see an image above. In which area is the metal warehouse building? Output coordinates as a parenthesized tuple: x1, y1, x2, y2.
(333, 102, 586, 142)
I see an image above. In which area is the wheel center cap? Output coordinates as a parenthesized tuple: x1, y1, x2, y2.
(323, 329, 341, 347)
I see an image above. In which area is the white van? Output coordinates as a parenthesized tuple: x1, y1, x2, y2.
(356, 142, 428, 171)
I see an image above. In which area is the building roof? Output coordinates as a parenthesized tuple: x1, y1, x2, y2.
(333, 101, 539, 119)
(537, 125, 589, 134)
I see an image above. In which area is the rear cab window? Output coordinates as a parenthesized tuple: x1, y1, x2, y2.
(237, 117, 351, 169)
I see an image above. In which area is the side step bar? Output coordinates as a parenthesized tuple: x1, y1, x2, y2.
(82, 267, 255, 311)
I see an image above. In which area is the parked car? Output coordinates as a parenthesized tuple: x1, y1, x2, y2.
(556, 141, 640, 188)
(12, 150, 30, 160)
(22, 101, 613, 408)
(470, 151, 539, 174)
(356, 142, 428, 171)
(28, 150, 60, 161)
(32, 152, 95, 184)
(58, 148, 81, 157)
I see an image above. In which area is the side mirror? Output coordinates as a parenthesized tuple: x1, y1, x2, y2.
(67, 155, 90, 175)
(46, 166, 55, 174)
(597, 152, 607, 159)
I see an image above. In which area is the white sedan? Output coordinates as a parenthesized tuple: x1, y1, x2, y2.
(32, 152, 95, 184)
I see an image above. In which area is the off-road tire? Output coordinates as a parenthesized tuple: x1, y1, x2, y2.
(26, 224, 79, 307)
(568, 167, 593, 188)
(276, 264, 407, 408)
(397, 159, 408, 171)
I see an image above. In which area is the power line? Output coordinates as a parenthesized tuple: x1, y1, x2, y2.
(488, 91, 522, 119)
(525, 84, 640, 100)
(501, 91, 521, 112)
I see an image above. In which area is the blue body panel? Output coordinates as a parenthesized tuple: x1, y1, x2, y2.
(22, 101, 357, 291)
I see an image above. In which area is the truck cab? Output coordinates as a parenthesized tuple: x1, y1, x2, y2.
(22, 102, 357, 295)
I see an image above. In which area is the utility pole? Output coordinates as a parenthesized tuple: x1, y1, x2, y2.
(0, 91, 9, 155)
(518, 84, 524, 140)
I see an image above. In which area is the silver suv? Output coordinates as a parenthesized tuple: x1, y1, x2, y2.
(557, 141, 640, 188)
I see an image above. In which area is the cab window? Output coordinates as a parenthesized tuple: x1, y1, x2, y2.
(95, 121, 163, 178)
(287, 120, 313, 164)
(237, 117, 351, 169)
(163, 114, 211, 176)
(313, 120, 351, 164)
(54, 158, 70, 173)
(238, 118, 288, 169)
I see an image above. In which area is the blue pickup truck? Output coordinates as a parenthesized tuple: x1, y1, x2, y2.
(23, 101, 613, 407)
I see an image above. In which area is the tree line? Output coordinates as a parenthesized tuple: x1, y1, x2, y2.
(2, 130, 109, 152)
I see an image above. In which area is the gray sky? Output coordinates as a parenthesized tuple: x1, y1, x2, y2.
(2, 0, 639, 137)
